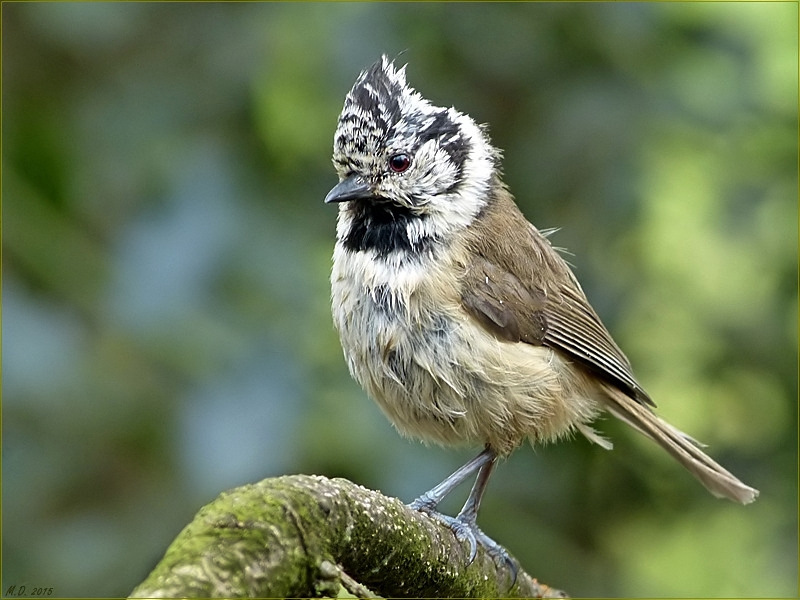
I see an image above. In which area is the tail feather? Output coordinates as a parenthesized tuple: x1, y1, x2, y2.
(600, 384, 759, 504)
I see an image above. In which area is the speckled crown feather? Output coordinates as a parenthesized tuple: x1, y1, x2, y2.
(331, 56, 468, 178)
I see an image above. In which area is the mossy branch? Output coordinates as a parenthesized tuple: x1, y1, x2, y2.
(129, 474, 566, 598)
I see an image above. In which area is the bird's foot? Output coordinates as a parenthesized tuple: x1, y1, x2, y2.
(408, 501, 518, 583)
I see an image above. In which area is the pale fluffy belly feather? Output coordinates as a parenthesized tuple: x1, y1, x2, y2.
(332, 253, 601, 455)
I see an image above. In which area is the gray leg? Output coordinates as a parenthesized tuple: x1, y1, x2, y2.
(409, 446, 496, 511)
(408, 447, 517, 581)
(456, 452, 497, 526)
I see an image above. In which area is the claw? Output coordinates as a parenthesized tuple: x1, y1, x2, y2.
(472, 526, 518, 585)
(409, 503, 518, 585)
(411, 507, 480, 561)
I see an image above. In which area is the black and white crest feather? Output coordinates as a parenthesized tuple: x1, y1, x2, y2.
(333, 57, 471, 183)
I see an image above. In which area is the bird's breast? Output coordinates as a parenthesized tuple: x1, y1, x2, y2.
(331, 241, 476, 433)
(330, 237, 604, 454)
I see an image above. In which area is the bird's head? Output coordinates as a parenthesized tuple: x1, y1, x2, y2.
(326, 56, 500, 256)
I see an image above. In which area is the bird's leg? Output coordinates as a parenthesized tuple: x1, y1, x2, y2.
(453, 455, 518, 580)
(408, 446, 517, 579)
(453, 452, 497, 556)
(408, 446, 496, 512)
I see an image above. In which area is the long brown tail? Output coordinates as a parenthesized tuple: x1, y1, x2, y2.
(600, 383, 759, 504)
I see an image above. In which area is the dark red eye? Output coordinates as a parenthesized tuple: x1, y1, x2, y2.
(388, 153, 411, 173)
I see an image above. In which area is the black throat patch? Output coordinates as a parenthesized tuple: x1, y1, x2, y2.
(342, 200, 438, 258)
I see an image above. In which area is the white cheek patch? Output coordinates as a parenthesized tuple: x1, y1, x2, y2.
(406, 142, 460, 200)
(413, 116, 495, 236)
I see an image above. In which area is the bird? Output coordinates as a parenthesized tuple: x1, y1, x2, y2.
(324, 55, 758, 569)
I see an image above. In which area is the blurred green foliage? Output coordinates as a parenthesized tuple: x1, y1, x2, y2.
(2, 3, 797, 597)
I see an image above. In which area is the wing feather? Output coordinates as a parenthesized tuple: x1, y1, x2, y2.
(461, 183, 653, 406)
(459, 183, 760, 503)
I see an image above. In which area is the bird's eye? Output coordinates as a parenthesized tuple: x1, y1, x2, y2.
(388, 153, 411, 173)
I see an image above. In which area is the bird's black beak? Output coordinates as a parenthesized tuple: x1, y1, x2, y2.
(324, 175, 372, 204)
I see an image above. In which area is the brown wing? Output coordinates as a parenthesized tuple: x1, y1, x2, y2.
(461, 183, 654, 407)
(461, 256, 547, 345)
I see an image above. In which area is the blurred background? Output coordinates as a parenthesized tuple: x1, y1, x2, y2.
(2, 2, 797, 597)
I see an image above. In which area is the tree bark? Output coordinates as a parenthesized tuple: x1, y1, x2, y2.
(129, 474, 567, 598)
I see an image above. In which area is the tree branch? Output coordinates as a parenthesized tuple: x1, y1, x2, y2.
(129, 474, 567, 598)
